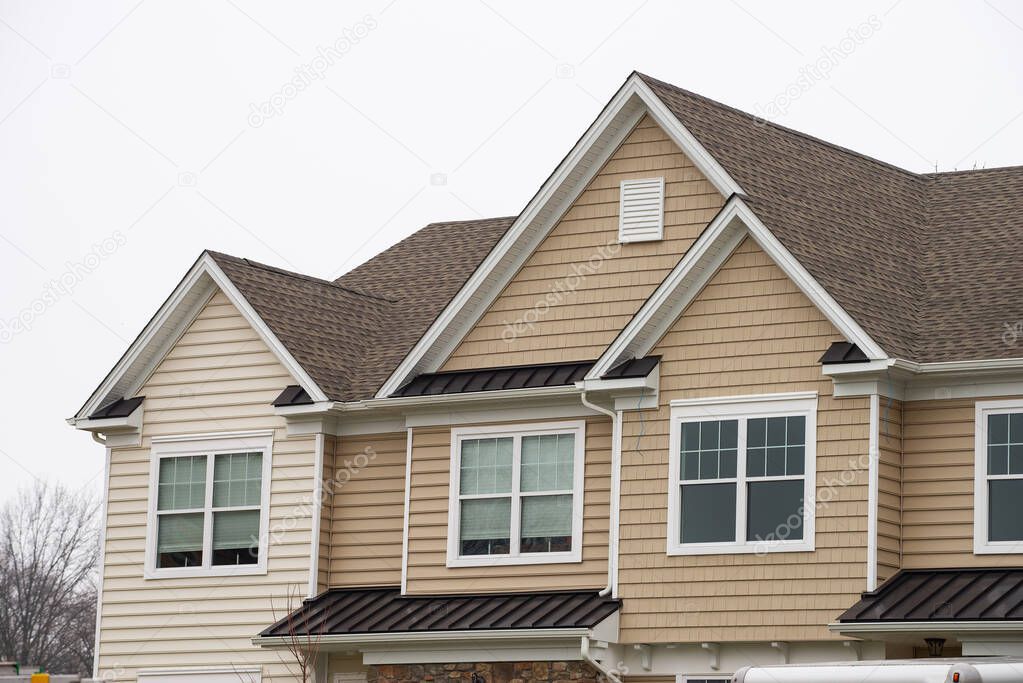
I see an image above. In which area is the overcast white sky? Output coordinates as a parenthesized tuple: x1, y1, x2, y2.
(1, 0, 1022, 503)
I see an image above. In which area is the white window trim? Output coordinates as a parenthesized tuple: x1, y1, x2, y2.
(145, 430, 274, 579)
(667, 392, 817, 556)
(446, 420, 586, 568)
(974, 399, 1023, 555)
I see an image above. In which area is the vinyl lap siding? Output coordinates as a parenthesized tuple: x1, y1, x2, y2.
(901, 396, 1023, 568)
(327, 432, 406, 587)
(441, 116, 724, 371)
(98, 291, 313, 682)
(876, 397, 903, 583)
(617, 238, 871, 643)
(404, 417, 611, 594)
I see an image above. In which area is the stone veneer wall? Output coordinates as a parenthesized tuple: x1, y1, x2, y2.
(367, 661, 603, 683)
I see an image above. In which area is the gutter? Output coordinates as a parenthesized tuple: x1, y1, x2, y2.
(829, 621, 1023, 634)
(253, 627, 592, 648)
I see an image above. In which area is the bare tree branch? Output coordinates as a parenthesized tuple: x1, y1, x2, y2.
(0, 481, 100, 675)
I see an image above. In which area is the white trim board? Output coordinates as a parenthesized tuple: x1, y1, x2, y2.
(374, 73, 744, 398)
(70, 252, 326, 423)
(588, 198, 886, 379)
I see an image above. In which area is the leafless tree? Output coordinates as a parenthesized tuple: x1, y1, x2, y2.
(0, 481, 100, 676)
(269, 585, 323, 683)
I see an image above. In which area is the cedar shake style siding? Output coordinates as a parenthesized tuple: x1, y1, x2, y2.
(97, 291, 315, 681)
(74, 72, 1023, 680)
(441, 115, 724, 371)
(616, 238, 871, 643)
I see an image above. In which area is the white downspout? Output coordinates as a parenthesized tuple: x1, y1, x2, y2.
(866, 392, 880, 591)
(580, 391, 622, 598)
(581, 636, 622, 683)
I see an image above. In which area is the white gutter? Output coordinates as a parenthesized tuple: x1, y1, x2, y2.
(581, 636, 622, 683)
(579, 391, 621, 598)
(830, 621, 1023, 634)
(254, 627, 592, 648)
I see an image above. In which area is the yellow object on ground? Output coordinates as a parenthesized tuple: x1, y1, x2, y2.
(30, 674, 49, 683)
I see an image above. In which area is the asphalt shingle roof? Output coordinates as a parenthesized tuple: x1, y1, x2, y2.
(207, 75, 1023, 401)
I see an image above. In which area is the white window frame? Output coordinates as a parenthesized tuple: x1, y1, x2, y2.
(974, 399, 1023, 555)
(446, 420, 586, 568)
(144, 430, 274, 579)
(667, 392, 817, 556)
(678, 676, 732, 683)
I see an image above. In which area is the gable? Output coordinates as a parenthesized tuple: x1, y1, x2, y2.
(136, 289, 297, 432)
(649, 236, 843, 383)
(440, 115, 725, 371)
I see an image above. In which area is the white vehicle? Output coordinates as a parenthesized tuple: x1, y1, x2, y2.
(733, 658, 1023, 683)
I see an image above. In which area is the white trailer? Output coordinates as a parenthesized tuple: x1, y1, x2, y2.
(733, 658, 1023, 683)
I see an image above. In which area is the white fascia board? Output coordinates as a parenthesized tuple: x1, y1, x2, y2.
(830, 621, 1023, 635)
(71, 253, 327, 424)
(588, 198, 888, 379)
(374, 74, 743, 399)
(254, 628, 592, 648)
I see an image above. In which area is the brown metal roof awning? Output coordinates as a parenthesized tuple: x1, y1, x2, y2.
(258, 587, 620, 638)
(839, 568, 1023, 623)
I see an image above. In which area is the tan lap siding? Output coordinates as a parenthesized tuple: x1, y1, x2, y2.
(617, 238, 871, 643)
(404, 417, 611, 594)
(877, 398, 903, 583)
(99, 291, 312, 682)
(327, 432, 407, 587)
(319, 435, 337, 593)
(901, 396, 1023, 568)
(441, 115, 724, 370)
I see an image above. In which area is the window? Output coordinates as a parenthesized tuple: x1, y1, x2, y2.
(975, 400, 1023, 554)
(447, 421, 585, 567)
(667, 393, 817, 555)
(618, 177, 665, 242)
(145, 431, 273, 578)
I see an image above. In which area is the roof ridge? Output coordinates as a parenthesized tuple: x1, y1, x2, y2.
(636, 72, 925, 180)
(923, 164, 1023, 177)
(334, 215, 518, 285)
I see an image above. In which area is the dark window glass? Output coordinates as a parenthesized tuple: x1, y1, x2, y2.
(990, 445, 1009, 475)
(989, 479, 1023, 542)
(158, 550, 202, 568)
(990, 414, 1010, 444)
(681, 483, 736, 543)
(681, 420, 738, 481)
(747, 480, 804, 542)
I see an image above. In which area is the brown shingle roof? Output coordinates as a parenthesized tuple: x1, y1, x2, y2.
(638, 73, 1023, 363)
(210, 75, 1023, 403)
(208, 216, 514, 401)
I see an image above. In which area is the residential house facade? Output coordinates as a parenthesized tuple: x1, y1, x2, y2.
(70, 73, 1023, 683)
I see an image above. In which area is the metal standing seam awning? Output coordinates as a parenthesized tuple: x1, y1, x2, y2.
(254, 587, 620, 645)
(831, 568, 1023, 641)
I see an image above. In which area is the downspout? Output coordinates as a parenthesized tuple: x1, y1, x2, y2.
(581, 636, 622, 683)
(580, 391, 621, 598)
(866, 392, 880, 591)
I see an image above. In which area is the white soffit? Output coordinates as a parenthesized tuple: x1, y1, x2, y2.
(374, 73, 744, 398)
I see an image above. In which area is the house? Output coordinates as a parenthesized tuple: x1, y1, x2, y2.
(68, 72, 1023, 683)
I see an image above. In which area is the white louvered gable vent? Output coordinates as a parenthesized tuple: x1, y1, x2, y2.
(618, 177, 665, 242)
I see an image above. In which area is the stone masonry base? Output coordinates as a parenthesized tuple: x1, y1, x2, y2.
(367, 661, 603, 683)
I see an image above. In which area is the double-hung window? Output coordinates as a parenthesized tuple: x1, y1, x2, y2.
(145, 431, 273, 578)
(667, 393, 817, 555)
(975, 400, 1023, 554)
(447, 421, 585, 567)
